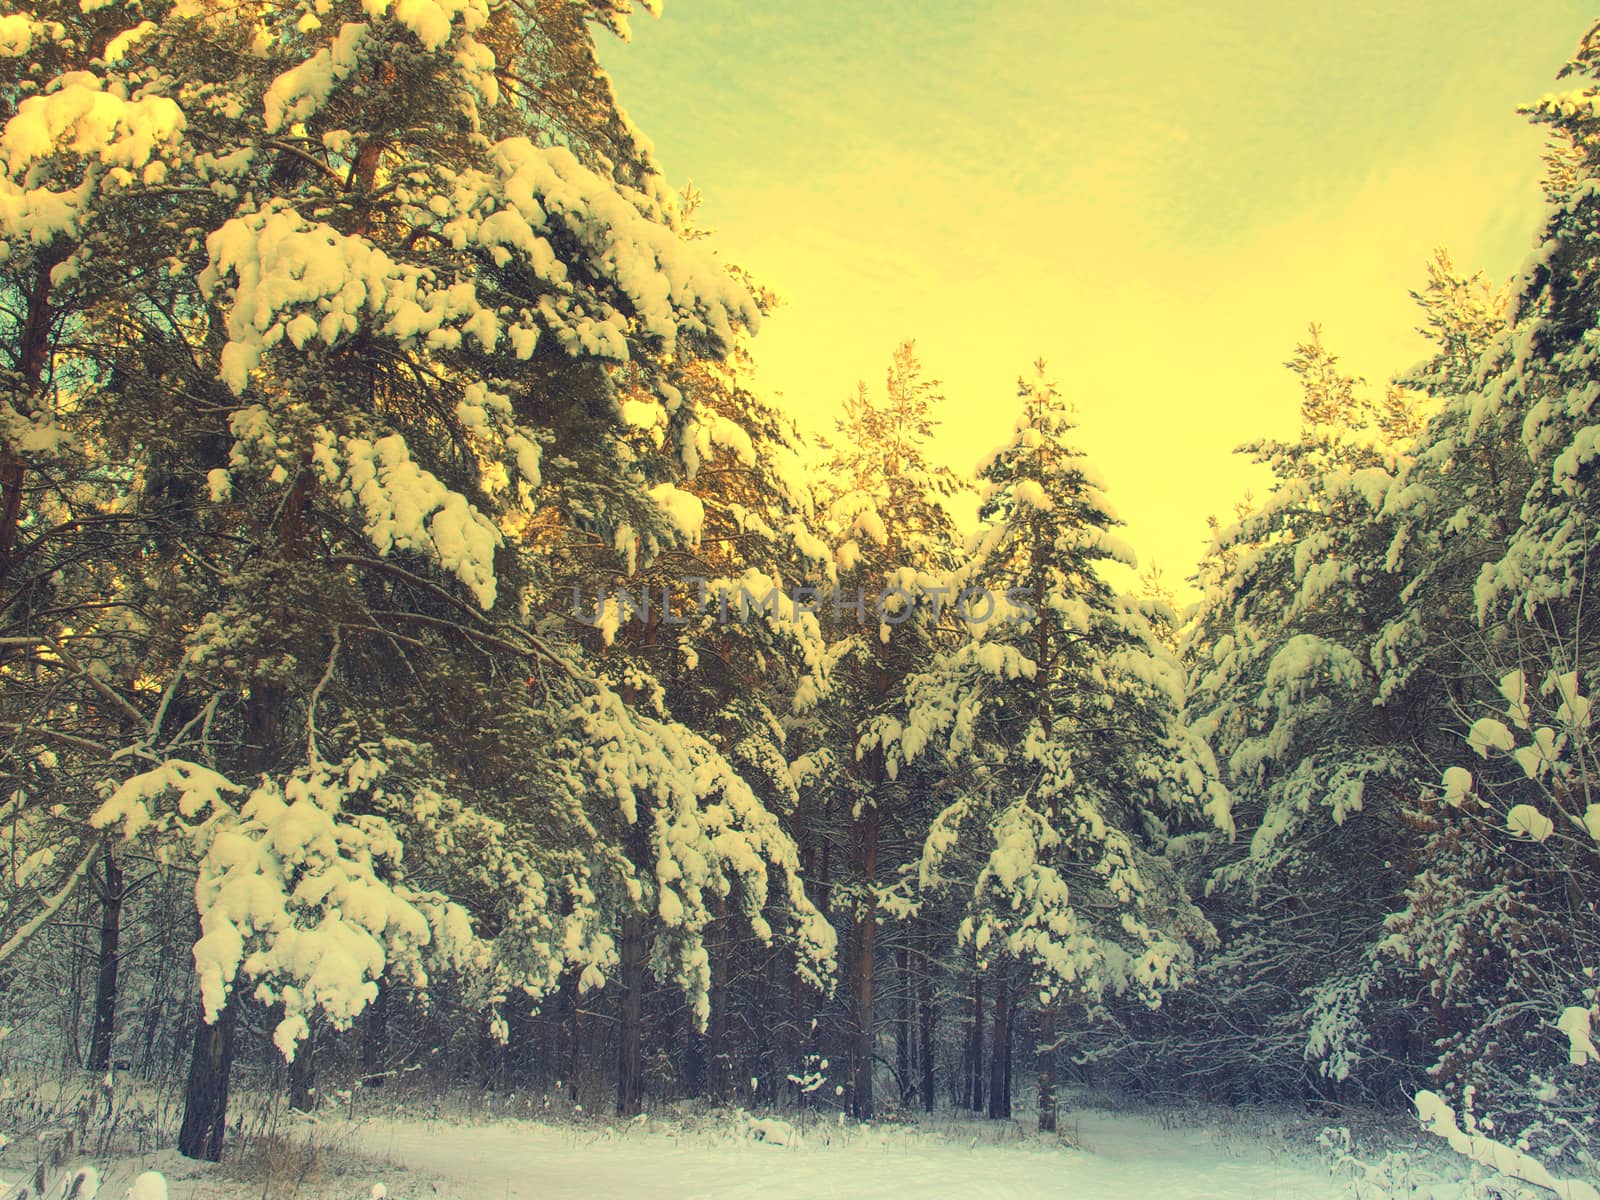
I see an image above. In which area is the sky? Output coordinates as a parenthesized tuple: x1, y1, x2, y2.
(598, 1, 1590, 593)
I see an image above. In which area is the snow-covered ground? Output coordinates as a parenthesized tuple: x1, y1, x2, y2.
(9, 1098, 1577, 1200)
(348, 1108, 1351, 1200)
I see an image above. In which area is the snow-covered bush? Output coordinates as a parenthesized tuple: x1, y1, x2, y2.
(1388, 660, 1600, 1158)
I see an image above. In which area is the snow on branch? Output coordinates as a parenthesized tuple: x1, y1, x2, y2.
(1416, 1090, 1600, 1200)
(93, 752, 481, 1057)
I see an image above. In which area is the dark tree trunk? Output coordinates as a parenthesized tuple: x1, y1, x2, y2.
(0, 457, 23, 594)
(684, 1027, 707, 1099)
(1002, 992, 1014, 1107)
(849, 925, 877, 1118)
(242, 681, 285, 780)
(895, 945, 911, 1104)
(786, 950, 804, 1107)
(85, 849, 124, 1074)
(760, 947, 780, 1102)
(503, 994, 535, 1083)
(918, 937, 935, 1113)
(361, 977, 390, 1086)
(817, 830, 831, 921)
(616, 910, 646, 1117)
(707, 905, 729, 1102)
(848, 797, 881, 1120)
(177, 994, 238, 1161)
(1037, 1005, 1057, 1134)
(477, 1016, 503, 1088)
(562, 969, 583, 1102)
(180, 680, 281, 1156)
(987, 981, 1011, 1119)
(0, 253, 61, 595)
(288, 1017, 316, 1112)
(967, 969, 985, 1112)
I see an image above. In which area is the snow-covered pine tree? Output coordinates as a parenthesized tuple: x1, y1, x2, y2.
(0, 0, 835, 1155)
(1373, 41, 1600, 1144)
(1172, 325, 1440, 1102)
(867, 363, 1222, 1131)
(539, 326, 839, 1115)
(792, 339, 966, 1119)
(1472, 20, 1600, 643)
(0, 0, 210, 988)
(1365, 251, 1515, 714)
(637, 346, 843, 1106)
(1149, 22, 1600, 1142)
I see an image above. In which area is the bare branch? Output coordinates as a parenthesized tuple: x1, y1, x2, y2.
(0, 837, 102, 967)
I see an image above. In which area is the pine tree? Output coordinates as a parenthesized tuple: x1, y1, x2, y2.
(1177, 325, 1434, 1101)
(793, 339, 965, 1119)
(871, 363, 1221, 1131)
(1470, 22, 1600, 642)
(1, 0, 827, 1155)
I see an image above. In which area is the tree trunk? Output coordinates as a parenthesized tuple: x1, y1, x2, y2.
(684, 1026, 707, 1099)
(616, 910, 646, 1117)
(895, 945, 911, 1104)
(288, 1016, 316, 1112)
(918, 939, 935, 1113)
(513, 996, 540, 1083)
(361, 977, 389, 1086)
(707, 905, 729, 1102)
(85, 849, 123, 1074)
(0, 457, 24, 594)
(760, 947, 779, 1103)
(987, 980, 1011, 1119)
(0, 253, 60, 595)
(848, 797, 881, 1120)
(177, 994, 238, 1161)
(242, 681, 285, 782)
(179, 681, 280, 1154)
(967, 969, 985, 1112)
(561, 969, 583, 1102)
(1002, 992, 1014, 1110)
(786, 949, 805, 1107)
(817, 830, 831, 921)
(1036, 1005, 1057, 1134)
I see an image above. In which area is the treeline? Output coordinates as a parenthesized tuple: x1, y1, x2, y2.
(4, 0, 1600, 1166)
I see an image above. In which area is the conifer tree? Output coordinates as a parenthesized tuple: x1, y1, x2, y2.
(871, 364, 1222, 1130)
(1, 0, 833, 1154)
(796, 340, 965, 1118)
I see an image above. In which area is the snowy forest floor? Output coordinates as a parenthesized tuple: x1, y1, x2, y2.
(347, 1105, 1352, 1199)
(0, 1089, 1563, 1200)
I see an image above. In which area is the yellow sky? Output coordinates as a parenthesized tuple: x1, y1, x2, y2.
(600, 2, 1589, 594)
